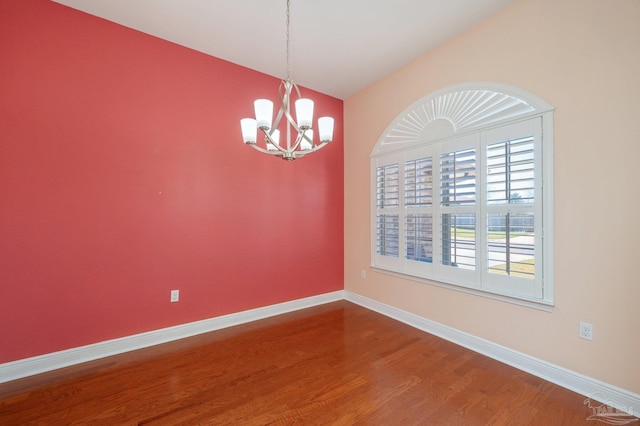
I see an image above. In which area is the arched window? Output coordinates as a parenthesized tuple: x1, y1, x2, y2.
(371, 83, 554, 308)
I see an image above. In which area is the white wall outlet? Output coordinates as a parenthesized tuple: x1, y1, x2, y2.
(360, 269, 366, 279)
(579, 321, 593, 340)
(170, 289, 180, 302)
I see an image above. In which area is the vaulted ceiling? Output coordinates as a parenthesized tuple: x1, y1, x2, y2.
(52, 0, 517, 99)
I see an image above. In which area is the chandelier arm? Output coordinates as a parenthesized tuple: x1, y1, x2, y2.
(278, 79, 307, 151)
(283, 80, 304, 127)
(289, 129, 305, 152)
(248, 142, 285, 157)
(302, 131, 313, 147)
(262, 129, 288, 155)
(292, 141, 329, 158)
(290, 80, 303, 99)
(270, 108, 285, 136)
(283, 110, 302, 137)
(311, 141, 329, 152)
(278, 81, 300, 132)
(293, 149, 314, 159)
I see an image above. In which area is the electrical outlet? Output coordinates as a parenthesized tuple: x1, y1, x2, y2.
(170, 289, 180, 302)
(360, 269, 366, 279)
(579, 322, 593, 340)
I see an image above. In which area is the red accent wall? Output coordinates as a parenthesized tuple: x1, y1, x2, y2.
(0, 0, 344, 363)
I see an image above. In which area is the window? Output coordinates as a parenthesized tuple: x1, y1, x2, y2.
(371, 83, 554, 308)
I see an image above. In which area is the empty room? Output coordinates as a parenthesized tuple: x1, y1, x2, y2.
(1, 0, 638, 424)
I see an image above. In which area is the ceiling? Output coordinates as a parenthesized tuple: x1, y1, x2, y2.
(52, 0, 517, 99)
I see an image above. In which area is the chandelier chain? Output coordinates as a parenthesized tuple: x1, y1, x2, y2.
(286, 0, 291, 81)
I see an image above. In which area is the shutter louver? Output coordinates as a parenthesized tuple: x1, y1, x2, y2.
(440, 149, 476, 206)
(405, 157, 433, 263)
(487, 137, 535, 204)
(376, 164, 399, 208)
(441, 213, 476, 270)
(377, 214, 399, 257)
(405, 157, 433, 207)
(406, 214, 433, 262)
(376, 164, 400, 257)
(487, 212, 535, 279)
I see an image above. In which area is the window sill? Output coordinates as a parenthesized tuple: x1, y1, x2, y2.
(371, 266, 554, 312)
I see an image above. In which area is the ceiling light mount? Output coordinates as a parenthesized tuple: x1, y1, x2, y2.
(240, 0, 334, 161)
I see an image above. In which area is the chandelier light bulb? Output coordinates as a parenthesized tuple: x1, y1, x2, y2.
(318, 117, 334, 143)
(240, 118, 257, 144)
(254, 99, 273, 130)
(295, 98, 314, 130)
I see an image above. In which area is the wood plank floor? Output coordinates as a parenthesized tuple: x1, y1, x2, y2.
(0, 301, 623, 425)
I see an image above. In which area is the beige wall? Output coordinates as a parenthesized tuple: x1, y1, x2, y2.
(344, 0, 640, 394)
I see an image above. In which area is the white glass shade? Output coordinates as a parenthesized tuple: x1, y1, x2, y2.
(318, 116, 334, 142)
(295, 98, 314, 129)
(300, 130, 313, 150)
(254, 99, 273, 130)
(267, 129, 280, 151)
(240, 118, 257, 144)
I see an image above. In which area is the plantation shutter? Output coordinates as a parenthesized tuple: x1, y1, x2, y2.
(440, 147, 477, 271)
(370, 83, 553, 307)
(483, 118, 542, 299)
(404, 157, 433, 263)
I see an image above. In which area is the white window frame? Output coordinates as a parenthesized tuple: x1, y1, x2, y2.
(370, 83, 554, 310)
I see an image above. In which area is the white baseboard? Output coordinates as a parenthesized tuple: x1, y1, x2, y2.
(2, 289, 637, 419)
(344, 291, 639, 418)
(0, 290, 345, 384)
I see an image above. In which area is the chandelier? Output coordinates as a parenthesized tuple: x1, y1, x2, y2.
(240, 0, 334, 161)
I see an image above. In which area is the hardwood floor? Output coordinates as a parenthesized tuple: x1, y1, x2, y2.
(0, 301, 621, 425)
